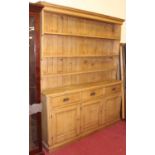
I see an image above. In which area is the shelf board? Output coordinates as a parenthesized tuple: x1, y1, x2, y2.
(41, 68, 116, 78)
(42, 54, 119, 58)
(43, 32, 120, 40)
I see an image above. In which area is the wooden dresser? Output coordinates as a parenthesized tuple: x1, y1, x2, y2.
(39, 2, 124, 151)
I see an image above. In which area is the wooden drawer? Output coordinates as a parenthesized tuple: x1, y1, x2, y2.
(105, 84, 121, 95)
(49, 92, 81, 107)
(82, 88, 104, 101)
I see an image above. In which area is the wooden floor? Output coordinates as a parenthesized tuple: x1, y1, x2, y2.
(44, 120, 126, 155)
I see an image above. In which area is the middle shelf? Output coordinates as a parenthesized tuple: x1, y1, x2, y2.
(41, 34, 120, 58)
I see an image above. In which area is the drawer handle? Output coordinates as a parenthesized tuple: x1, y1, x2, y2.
(90, 92, 96, 96)
(63, 98, 69, 102)
(112, 88, 116, 91)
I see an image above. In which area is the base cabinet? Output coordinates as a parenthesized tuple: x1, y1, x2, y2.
(42, 83, 122, 151)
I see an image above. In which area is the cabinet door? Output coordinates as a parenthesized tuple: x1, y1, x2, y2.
(81, 100, 100, 134)
(105, 96, 121, 123)
(51, 105, 80, 145)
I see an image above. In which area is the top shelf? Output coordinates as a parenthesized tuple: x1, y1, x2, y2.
(43, 32, 120, 40)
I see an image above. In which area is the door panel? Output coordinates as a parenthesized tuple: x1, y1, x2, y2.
(81, 100, 100, 133)
(51, 105, 80, 145)
(105, 96, 121, 122)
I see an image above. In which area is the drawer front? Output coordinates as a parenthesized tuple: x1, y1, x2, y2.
(49, 93, 81, 107)
(82, 88, 104, 101)
(105, 84, 121, 96)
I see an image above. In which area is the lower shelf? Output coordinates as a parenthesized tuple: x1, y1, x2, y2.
(42, 68, 116, 77)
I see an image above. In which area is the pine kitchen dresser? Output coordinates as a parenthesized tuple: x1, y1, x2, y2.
(38, 1, 125, 151)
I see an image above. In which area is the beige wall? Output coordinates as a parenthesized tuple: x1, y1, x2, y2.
(30, 0, 125, 42)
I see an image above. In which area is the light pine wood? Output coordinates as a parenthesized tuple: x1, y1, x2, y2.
(41, 56, 117, 76)
(120, 46, 125, 119)
(81, 88, 104, 102)
(43, 11, 121, 40)
(37, 1, 124, 25)
(41, 82, 122, 150)
(42, 68, 116, 78)
(44, 32, 120, 40)
(41, 71, 117, 90)
(105, 96, 122, 122)
(42, 81, 122, 98)
(105, 84, 121, 96)
(42, 35, 119, 58)
(39, 1, 124, 151)
(50, 105, 80, 145)
(81, 100, 100, 133)
(99, 99, 106, 126)
(40, 20, 120, 91)
(41, 95, 48, 145)
(49, 92, 81, 108)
